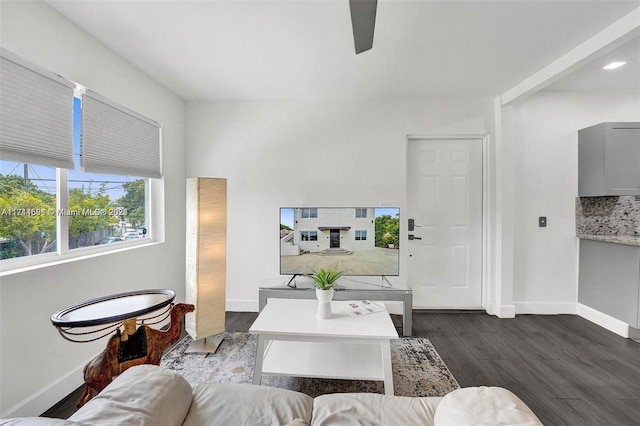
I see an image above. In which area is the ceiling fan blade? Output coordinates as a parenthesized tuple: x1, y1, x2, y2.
(349, 0, 377, 54)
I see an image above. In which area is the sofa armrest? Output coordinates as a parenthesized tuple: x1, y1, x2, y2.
(433, 386, 542, 426)
(68, 365, 192, 426)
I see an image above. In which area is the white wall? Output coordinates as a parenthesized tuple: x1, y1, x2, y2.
(186, 98, 494, 311)
(505, 89, 640, 314)
(0, 1, 187, 417)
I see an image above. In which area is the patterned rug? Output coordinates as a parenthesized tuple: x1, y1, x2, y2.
(161, 332, 459, 398)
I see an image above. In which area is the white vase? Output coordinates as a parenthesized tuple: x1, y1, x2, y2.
(316, 288, 334, 319)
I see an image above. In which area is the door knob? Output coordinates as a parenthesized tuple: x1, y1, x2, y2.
(408, 234, 422, 240)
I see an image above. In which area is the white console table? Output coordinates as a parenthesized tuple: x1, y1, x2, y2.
(258, 279, 412, 336)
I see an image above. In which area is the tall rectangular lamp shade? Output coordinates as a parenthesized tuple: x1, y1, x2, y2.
(185, 177, 226, 352)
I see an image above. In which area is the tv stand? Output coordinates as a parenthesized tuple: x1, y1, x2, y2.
(259, 279, 413, 336)
(381, 275, 392, 288)
(285, 274, 301, 288)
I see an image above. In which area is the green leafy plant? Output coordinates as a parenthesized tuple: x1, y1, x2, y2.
(310, 266, 343, 290)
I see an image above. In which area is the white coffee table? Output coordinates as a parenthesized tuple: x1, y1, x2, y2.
(249, 298, 399, 395)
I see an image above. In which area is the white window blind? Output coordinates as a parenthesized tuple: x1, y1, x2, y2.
(81, 90, 162, 178)
(0, 49, 75, 169)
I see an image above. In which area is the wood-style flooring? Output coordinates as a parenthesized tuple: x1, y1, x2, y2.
(43, 311, 640, 425)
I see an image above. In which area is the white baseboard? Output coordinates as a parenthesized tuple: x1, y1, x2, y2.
(226, 299, 258, 312)
(514, 302, 577, 315)
(497, 304, 516, 318)
(577, 303, 630, 338)
(1, 363, 84, 419)
(484, 301, 498, 316)
(483, 302, 515, 318)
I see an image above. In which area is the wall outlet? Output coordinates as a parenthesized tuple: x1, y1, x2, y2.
(539, 216, 547, 227)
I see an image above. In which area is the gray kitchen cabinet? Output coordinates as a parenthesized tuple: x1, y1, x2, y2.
(578, 239, 640, 328)
(578, 122, 640, 196)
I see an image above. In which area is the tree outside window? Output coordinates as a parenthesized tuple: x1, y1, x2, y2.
(0, 170, 56, 258)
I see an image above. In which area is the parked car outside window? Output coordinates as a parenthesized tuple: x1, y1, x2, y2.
(95, 237, 122, 245)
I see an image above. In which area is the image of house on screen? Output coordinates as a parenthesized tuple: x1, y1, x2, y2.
(283, 207, 375, 255)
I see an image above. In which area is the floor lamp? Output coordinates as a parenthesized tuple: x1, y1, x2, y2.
(185, 177, 227, 353)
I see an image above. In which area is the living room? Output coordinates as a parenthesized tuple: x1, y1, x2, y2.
(1, 0, 639, 424)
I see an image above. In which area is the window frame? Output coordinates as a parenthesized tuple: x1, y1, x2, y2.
(300, 230, 318, 241)
(0, 167, 154, 273)
(0, 104, 158, 274)
(300, 208, 318, 219)
(60, 169, 153, 253)
(355, 230, 367, 240)
(355, 208, 367, 218)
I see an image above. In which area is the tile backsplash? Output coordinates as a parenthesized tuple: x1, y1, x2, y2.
(576, 196, 640, 236)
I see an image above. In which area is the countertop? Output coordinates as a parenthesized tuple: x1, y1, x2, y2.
(577, 234, 640, 247)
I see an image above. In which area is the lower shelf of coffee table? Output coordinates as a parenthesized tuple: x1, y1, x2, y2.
(261, 339, 386, 381)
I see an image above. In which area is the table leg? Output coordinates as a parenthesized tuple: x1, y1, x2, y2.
(381, 339, 394, 395)
(258, 290, 267, 312)
(253, 335, 265, 385)
(403, 295, 412, 336)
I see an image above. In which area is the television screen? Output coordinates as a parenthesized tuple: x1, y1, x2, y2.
(280, 207, 400, 276)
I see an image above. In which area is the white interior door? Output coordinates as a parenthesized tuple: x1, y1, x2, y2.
(407, 138, 483, 308)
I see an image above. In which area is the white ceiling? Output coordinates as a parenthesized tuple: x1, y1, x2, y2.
(45, 0, 640, 102)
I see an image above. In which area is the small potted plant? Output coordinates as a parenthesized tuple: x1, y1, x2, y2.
(310, 266, 343, 319)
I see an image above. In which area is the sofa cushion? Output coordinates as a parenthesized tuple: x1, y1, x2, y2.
(183, 383, 314, 426)
(68, 365, 193, 426)
(283, 419, 310, 426)
(311, 393, 442, 426)
(433, 386, 542, 426)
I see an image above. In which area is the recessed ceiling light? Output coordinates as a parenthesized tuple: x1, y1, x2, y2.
(602, 61, 627, 70)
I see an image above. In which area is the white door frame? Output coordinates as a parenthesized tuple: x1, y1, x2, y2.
(406, 134, 490, 310)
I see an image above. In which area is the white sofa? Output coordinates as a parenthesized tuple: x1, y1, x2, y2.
(2, 365, 542, 426)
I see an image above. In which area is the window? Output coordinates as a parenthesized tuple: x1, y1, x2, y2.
(0, 162, 57, 259)
(355, 230, 367, 241)
(300, 208, 318, 219)
(69, 97, 148, 250)
(300, 231, 318, 241)
(355, 208, 367, 218)
(0, 50, 159, 266)
(0, 97, 151, 261)
(0, 49, 72, 261)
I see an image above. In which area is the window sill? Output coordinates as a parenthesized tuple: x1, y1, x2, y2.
(0, 240, 162, 277)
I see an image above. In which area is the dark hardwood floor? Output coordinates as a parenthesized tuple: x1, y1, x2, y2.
(413, 312, 640, 426)
(43, 311, 640, 425)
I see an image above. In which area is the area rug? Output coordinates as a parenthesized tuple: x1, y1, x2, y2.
(161, 332, 459, 398)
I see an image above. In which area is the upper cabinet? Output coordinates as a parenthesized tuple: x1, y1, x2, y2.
(578, 122, 640, 196)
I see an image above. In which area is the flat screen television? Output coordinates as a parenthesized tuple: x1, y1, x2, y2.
(280, 207, 400, 276)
